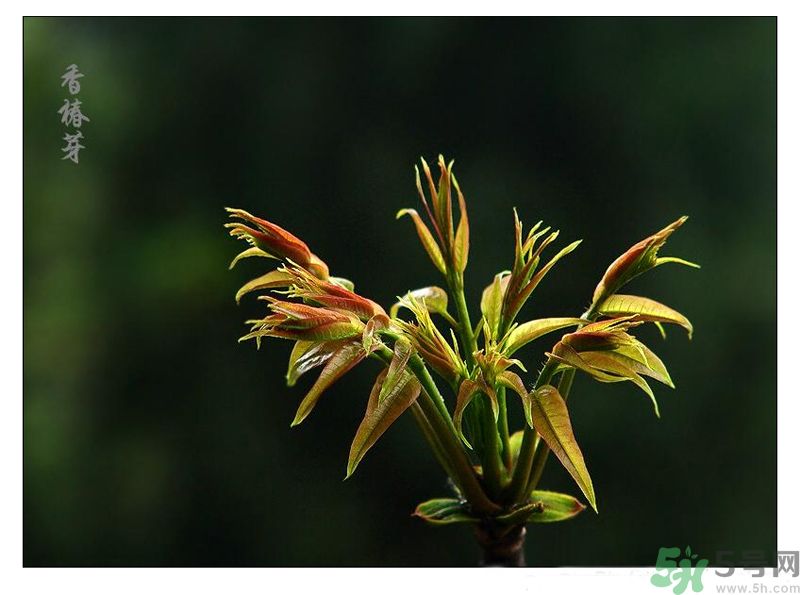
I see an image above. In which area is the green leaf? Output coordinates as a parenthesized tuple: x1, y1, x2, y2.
(508, 430, 525, 467)
(329, 276, 355, 291)
(390, 286, 449, 319)
(579, 352, 661, 417)
(655, 256, 701, 269)
(503, 317, 584, 355)
(235, 270, 293, 303)
(453, 379, 498, 449)
(549, 343, 628, 384)
(529, 384, 597, 512)
(346, 368, 421, 478)
(452, 175, 470, 273)
(291, 341, 366, 426)
(413, 498, 479, 526)
(510, 239, 582, 316)
(495, 491, 587, 525)
(496, 501, 545, 526)
(228, 245, 273, 269)
(497, 371, 533, 428)
(480, 272, 510, 340)
(615, 342, 673, 387)
(397, 208, 446, 274)
(598, 294, 693, 338)
(528, 490, 587, 523)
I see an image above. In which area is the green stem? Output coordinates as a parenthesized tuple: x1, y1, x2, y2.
(448, 273, 477, 369)
(408, 354, 457, 433)
(497, 386, 512, 470)
(376, 344, 498, 514)
(416, 384, 499, 514)
(504, 359, 558, 503)
(479, 394, 504, 498)
(446, 273, 505, 499)
(409, 401, 456, 480)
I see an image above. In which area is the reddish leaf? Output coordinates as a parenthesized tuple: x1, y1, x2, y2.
(346, 368, 421, 477)
(529, 384, 597, 512)
(291, 341, 366, 426)
(597, 294, 693, 338)
(397, 208, 446, 274)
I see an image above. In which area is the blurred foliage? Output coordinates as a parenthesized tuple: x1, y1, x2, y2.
(23, 17, 776, 566)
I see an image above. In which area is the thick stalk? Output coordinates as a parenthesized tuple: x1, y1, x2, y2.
(409, 401, 456, 480)
(416, 386, 499, 514)
(375, 344, 498, 514)
(448, 274, 504, 497)
(448, 273, 478, 368)
(446, 274, 506, 493)
(496, 386, 512, 470)
(478, 395, 504, 498)
(407, 354, 457, 432)
(504, 359, 558, 503)
(475, 525, 527, 567)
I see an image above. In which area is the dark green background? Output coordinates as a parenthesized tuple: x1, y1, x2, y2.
(23, 17, 776, 566)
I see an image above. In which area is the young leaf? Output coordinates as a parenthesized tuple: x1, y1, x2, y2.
(497, 370, 533, 427)
(508, 430, 525, 467)
(597, 294, 693, 338)
(225, 207, 329, 279)
(507, 240, 582, 319)
(286, 339, 346, 387)
(503, 317, 584, 355)
(291, 341, 366, 426)
(397, 208, 447, 274)
(379, 337, 414, 402)
(452, 174, 470, 273)
(549, 343, 628, 384)
(453, 379, 498, 449)
(529, 240, 583, 289)
(480, 272, 510, 340)
(329, 276, 355, 291)
(235, 270, 294, 304)
(495, 501, 545, 526)
(413, 498, 479, 526)
(528, 490, 587, 523)
(435, 156, 454, 246)
(390, 286, 449, 319)
(615, 342, 673, 387)
(579, 352, 661, 417)
(529, 384, 597, 512)
(229, 245, 273, 270)
(346, 368, 421, 478)
(592, 216, 698, 304)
